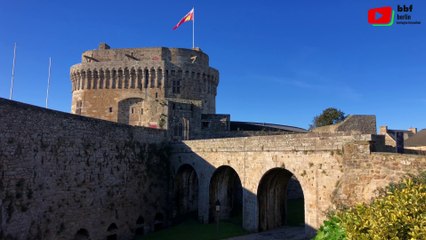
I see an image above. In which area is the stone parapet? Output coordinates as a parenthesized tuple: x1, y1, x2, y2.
(0, 98, 169, 240)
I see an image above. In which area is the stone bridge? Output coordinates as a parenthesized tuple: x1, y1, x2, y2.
(170, 133, 426, 238)
(2, 98, 426, 240)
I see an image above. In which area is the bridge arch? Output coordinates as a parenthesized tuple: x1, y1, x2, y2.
(73, 228, 89, 240)
(174, 164, 199, 218)
(135, 216, 145, 235)
(106, 223, 118, 240)
(257, 167, 305, 231)
(209, 165, 243, 223)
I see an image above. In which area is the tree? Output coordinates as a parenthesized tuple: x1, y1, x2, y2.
(310, 107, 346, 129)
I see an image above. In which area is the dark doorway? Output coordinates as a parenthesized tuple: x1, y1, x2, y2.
(73, 228, 89, 240)
(209, 166, 243, 223)
(106, 223, 118, 240)
(106, 235, 117, 240)
(154, 213, 164, 231)
(175, 164, 199, 219)
(135, 216, 145, 235)
(257, 168, 305, 231)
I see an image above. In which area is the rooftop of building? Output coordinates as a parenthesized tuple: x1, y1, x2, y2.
(405, 129, 426, 147)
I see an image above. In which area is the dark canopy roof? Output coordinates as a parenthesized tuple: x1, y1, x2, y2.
(230, 121, 307, 133)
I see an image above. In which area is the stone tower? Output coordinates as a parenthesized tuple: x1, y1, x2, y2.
(70, 43, 227, 140)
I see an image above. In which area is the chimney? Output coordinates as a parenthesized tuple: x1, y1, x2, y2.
(379, 125, 388, 135)
(99, 42, 111, 50)
(408, 127, 417, 134)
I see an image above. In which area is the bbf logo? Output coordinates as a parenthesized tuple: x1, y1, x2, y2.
(368, 5, 418, 26)
(368, 6, 394, 26)
(397, 4, 413, 12)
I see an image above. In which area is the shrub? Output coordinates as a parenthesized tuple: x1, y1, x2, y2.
(314, 216, 345, 240)
(314, 173, 426, 240)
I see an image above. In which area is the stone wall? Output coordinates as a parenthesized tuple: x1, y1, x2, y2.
(70, 45, 219, 130)
(167, 99, 202, 141)
(0, 98, 169, 240)
(193, 130, 293, 140)
(170, 133, 374, 237)
(200, 114, 230, 132)
(332, 144, 426, 207)
(170, 132, 426, 238)
(406, 146, 426, 151)
(2, 96, 426, 240)
(312, 115, 376, 134)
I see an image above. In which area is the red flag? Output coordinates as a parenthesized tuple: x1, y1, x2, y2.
(172, 8, 194, 30)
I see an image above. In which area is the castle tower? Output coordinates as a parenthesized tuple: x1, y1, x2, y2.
(70, 43, 223, 139)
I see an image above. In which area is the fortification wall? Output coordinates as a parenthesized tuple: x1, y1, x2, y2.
(333, 145, 426, 207)
(175, 132, 373, 152)
(170, 133, 374, 235)
(70, 45, 219, 129)
(71, 89, 168, 128)
(170, 133, 426, 237)
(312, 115, 377, 134)
(0, 98, 169, 240)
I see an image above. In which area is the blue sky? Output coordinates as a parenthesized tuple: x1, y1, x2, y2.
(0, 1, 425, 130)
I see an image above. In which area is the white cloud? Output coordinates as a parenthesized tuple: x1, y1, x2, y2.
(246, 74, 362, 101)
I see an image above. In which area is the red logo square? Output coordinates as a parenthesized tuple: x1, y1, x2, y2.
(368, 6, 393, 24)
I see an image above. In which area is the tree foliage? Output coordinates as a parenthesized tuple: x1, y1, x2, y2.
(314, 216, 345, 240)
(314, 172, 426, 240)
(311, 108, 346, 129)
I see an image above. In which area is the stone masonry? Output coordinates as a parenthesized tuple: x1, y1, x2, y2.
(170, 132, 426, 238)
(1, 44, 426, 240)
(70, 43, 222, 140)
(0, 98, 169, 240)
(1, 98, 426, 239)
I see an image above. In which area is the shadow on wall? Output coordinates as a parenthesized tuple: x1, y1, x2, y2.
(117, 98, 144, 125)
(170, 143, 317, 239)
(0, 98, 170, 240)
(175, 164, 199, 220)
(208, 166, 242, 223)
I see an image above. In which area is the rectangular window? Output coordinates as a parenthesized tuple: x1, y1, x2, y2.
(109, 107, 113, 113)
(202, 122, 210, 129)
(76, 100, 82, 115)
(173, 79, 181, 94)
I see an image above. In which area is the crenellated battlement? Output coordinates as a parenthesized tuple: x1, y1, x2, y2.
(70, 63, 218, 92)
(80, 45, 210, 65)
(70, 65, 166, 91)
(70, 43, 220, 140)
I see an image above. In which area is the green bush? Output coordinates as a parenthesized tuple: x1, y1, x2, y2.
(314, 173, 426, 240)
(314, 216, 345, 240)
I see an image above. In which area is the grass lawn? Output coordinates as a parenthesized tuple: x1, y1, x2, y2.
(135, 200, 304, 240)
(135, 218, 247, 240)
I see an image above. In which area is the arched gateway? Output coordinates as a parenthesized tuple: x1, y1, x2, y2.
(172, 161, 306, 232)
(174, 164, 199, 218)
(257, 168, 305, 231)
(209, 166, 243, 223)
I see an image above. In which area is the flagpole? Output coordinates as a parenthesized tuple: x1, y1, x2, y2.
(192, 7, 195, 49)
(9, 43, 17, 100)
(45, 57, 52, 108)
